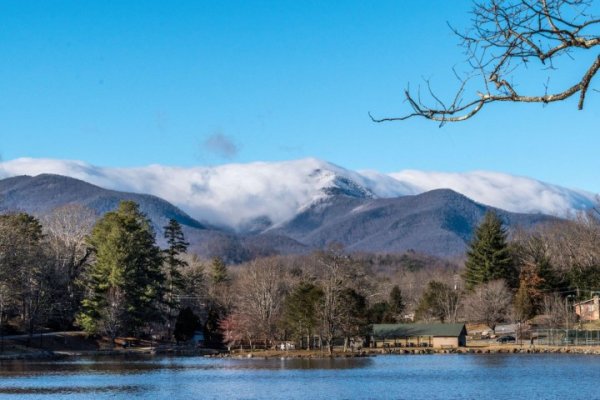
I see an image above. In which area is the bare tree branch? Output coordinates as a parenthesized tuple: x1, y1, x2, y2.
(371, 0, 599, 124)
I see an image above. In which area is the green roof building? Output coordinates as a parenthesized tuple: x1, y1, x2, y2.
(372, 323, 467, 348)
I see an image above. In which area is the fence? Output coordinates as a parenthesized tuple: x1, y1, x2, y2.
(532, 329, 600, 346)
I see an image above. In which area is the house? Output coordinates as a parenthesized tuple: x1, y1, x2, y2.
(575, 296, 600, 321)
(372, 323, 467, 348)
(466, 323, 493, 339)
(495, 323, 519, 336)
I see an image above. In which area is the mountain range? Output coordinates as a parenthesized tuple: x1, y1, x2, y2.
(1, 157, 588, 260)
(0, 158, 594, 233)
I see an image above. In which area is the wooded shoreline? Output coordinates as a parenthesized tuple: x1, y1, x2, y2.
(3, 202, 600, 361)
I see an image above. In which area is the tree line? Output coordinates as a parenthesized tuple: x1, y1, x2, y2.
(1, 200, 599, 351)
(415, 209, 600, 331)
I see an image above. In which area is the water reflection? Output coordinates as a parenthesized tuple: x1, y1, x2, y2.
(241, 357, 372, 370)
(468, 353, 512, 367)
(0, 355, 372, 377)
(0, 357, 161, 377)
(0, 385, 145, 395)
(3, 355, 600, 400)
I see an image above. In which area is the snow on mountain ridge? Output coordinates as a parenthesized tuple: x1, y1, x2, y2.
(0, 157, 595, 230)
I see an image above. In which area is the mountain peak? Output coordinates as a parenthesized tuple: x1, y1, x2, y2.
(0, 157, 595, 231)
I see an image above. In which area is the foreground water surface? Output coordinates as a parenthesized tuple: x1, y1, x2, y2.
(1, 353, 598, 399)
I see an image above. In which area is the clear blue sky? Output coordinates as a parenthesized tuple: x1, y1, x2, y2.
(1, 0, 598, 192)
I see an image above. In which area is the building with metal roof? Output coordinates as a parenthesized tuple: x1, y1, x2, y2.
(372, 323, 467, 348)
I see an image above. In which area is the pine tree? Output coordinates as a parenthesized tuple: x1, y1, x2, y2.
(389, 285, 405, 321)
(338, 288, 368, 351)
(77, 201, 164, 342)
(205, 257, 230, 346)
(464, 211, 516, 290)
(210, 257, 228, 286)
(163, 219, 189, 338)
(281, 282, 323, 349)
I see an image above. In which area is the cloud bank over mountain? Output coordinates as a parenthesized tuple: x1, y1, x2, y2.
(0, 157, 595, 230)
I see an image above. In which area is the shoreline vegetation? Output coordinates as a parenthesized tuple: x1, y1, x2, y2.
(3, 333, 600, 361)
(3, 202, 600, 363)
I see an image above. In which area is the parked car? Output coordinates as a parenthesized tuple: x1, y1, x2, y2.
(496, 335, 516, 343)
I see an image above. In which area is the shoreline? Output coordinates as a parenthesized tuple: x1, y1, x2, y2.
(218, 345, 600, 359)
(5, 345, 600, 361)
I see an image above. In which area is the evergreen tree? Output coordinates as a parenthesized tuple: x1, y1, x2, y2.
(464, 211, 516, 290)
(205, 257, 229, 347)
(77, 201, 164, 342)
(164, 219, 189, 290)
(389, 285, 405, 321)
(338, 288, 368, 351)
(163, 219, 189, 339)
(281, 282, 323, 349)
(210, 257, 228, 285)
(0, 213, 50, 341)
(367, 302, 393, 324)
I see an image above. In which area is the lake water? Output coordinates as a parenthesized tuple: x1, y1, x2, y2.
(1, 354, 599, 399)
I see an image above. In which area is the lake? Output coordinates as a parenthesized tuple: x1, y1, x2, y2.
(1, 354, 599, 399)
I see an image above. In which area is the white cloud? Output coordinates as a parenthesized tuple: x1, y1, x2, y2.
(388, 170, 594, 216)
(0, 157, 595, 230)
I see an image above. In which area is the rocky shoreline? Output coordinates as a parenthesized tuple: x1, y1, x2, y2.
(3, 345, 600, 361)
(371, 346, 600, 355)
(203, 345, 600, 359)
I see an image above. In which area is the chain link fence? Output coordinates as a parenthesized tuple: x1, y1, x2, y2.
(533, 329, 600, 346)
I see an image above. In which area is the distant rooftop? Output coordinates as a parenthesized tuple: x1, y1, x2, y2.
(372, 323, 466, 338)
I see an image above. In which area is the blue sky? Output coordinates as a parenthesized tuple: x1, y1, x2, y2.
(1, 0, 599, 192)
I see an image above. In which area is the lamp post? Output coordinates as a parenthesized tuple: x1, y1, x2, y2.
(565, 294, 575, 346)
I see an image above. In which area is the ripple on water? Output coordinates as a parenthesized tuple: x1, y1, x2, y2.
(1, 354, 600, 400)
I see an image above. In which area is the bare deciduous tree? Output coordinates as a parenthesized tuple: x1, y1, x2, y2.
(463, 280, 513, 330)
(41, 205, 96, 327)
(532, 212, 600, 294)
(371, 0, 599, 125)
(219, 314, 245, 351)
(235, 258, 287, 346)
(0, 282, 9, 351)
(313, 245, 368, 354)
(542, 293, 577, 327)
(415, 280, 462, 323)
(97, 287, 127, 347)
(0, 213, 53, 342)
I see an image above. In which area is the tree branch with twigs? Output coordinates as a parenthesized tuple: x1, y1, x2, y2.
(370, 0, 599, 126)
